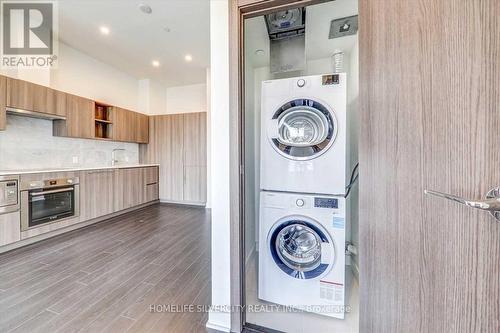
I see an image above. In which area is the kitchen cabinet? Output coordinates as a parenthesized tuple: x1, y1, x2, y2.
(140, 114, 184, 202)
(114, 168, 145, 211)
(113, 107, 149, 143)
(183, 113, 207, 203)
(53, 94, 94, 139)
(139, 113, 206, 205)
(6, 77, 66, 117)
(80, 169, 115, 220)
(0, 76, 6, 130)
(136, 112, 149, 143)
(143, 166, 159, 203)
(112, 107, 136, 142)
(143, 166, 159, 185)
(0, 212, 21, 246)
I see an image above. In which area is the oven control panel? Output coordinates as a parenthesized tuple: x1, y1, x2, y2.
(0, 176, 20, 214)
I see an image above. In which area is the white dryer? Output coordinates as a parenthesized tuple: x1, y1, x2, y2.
(258, 191, 346, 319)
(260, 74, 347, 195)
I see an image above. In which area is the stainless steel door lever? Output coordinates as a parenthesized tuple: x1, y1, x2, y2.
(424, 188, 500, 222)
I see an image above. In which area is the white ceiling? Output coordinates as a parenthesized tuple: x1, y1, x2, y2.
(245, 0, 358, 68)
(58, 0, 210, 87)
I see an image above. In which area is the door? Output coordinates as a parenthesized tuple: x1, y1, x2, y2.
(360, 1, 500, 332)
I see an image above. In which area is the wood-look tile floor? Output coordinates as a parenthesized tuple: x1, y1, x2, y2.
(0, 204, 211, 333)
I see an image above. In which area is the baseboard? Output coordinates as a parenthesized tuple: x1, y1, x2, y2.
(206, 320, 232, 332)
(0, 201, 159, 254)
(160, 199, 206, 207)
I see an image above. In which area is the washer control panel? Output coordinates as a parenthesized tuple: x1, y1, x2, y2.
(314, 197, 339, 209)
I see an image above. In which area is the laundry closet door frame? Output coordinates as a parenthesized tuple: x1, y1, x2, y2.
(230, 1, 332, 332)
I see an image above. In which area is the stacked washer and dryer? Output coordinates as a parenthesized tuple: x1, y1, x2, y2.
(258, 73, 350, 319)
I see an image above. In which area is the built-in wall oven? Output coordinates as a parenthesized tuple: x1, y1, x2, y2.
(20, 177, 80, 231)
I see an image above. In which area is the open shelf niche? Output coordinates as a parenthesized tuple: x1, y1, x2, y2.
(94, 102, 113, 139)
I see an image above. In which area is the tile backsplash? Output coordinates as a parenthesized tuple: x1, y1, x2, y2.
(0, 115, 139, 170)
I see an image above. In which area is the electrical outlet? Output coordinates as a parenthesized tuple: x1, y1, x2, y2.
(72, 156, 79, 164)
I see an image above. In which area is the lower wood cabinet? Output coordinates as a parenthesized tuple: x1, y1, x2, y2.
(80, 169, 115, 220)
(114, 167, 145, 211)
(0, 166, 159, 249)
(0, 212, 21, 247)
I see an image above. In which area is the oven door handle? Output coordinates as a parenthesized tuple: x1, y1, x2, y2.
(30, 187, 74, 196)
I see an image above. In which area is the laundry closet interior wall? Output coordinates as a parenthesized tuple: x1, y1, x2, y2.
(243, 0, 360, 332)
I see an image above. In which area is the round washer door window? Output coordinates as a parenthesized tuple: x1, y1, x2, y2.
(268, 99, 337, 161)
(269, 218, 334, 279)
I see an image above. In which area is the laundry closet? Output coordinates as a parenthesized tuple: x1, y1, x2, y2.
(243, 0, 359, 332)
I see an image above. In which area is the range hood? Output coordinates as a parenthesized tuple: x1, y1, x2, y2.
(265, 8, 306, 74)
(6, 107, 66, 120)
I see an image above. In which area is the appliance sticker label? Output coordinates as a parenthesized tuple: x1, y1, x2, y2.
(332, 217, 345, 229)
(320, 280, 344, 302)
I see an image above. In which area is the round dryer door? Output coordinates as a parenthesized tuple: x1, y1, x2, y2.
(269, 218, 335, 279)
(268, 98, 337, 161)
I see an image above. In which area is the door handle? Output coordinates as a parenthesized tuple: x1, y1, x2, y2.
(424, 188, 500, 222)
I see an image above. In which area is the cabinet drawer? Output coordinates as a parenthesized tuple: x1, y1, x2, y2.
(145, 183, 159, 203)
(143, 166, 158, 185)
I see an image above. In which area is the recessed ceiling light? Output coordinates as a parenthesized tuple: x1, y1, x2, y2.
(152, 60, 160, 67)
(255, 49, 265, 56)
(138, 3, 152, 14)
(184, 54, 193, 62)
(99, 26, 110, 35)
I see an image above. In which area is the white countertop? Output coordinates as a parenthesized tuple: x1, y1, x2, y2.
(0, 164, 160, 176)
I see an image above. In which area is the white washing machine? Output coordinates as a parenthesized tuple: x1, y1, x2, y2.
(258, 191, 346, 319)
(260, 73, 347, 195)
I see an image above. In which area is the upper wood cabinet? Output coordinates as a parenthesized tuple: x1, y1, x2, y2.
(112, 107, 149, 143)
(53, 94, 94, 139)
(136, 113, 149, 143)
(6, 77, 66, 117)
(0, 75, 149, 143)
(113, 107, 136, 142)
(0, 76, 6, 130)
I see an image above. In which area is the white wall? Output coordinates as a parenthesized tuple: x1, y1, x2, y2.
(50, 42, 140, 111)
(166, 83, 207, 114)
(207, 0, 231, 332)
(206, 68, 212, 208)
